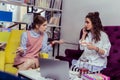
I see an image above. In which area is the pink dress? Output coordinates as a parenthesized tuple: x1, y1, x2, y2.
(14, 31, 43, 67)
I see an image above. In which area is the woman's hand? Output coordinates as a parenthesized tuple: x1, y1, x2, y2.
(80, 27, 88, 41)
(79, 40, 87, 45)
(86, 42, 96, 50)
(82, 27, 88, 36)
(87, 43, 105, 55)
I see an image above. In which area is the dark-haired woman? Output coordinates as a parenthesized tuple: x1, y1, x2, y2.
(72, 12, 111, 72)
(14, 15, 63, 71)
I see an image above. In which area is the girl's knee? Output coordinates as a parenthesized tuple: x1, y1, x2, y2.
(26, 59, 34, 65)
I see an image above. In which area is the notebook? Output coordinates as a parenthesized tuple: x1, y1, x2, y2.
(39, 58, 69, 80)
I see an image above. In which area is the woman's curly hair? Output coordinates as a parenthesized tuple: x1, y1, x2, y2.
(86, 12, 104, 43)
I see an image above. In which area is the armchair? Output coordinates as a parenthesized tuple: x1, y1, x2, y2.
(101, 26, 120, 80)
(0, 30, 48, 74)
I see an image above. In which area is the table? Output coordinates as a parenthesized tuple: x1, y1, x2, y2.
(18, 69, 47, 80)
(18, 69, 82, 80)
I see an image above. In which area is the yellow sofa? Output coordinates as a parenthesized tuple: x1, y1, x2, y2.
(0, 32, 10, 43)
(0, 30, 48, 74)
(0, 32, 10, 71)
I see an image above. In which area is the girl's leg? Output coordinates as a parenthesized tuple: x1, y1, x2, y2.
(17, 59, 35, 70)
(30, 59, 39, 69)
(15, 59, 35, 76)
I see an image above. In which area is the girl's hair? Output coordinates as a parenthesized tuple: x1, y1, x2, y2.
(32, 15, 47, 29)
(86, 12, 104, 43)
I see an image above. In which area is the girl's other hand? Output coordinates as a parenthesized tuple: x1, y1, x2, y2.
(52, 39, 64, 45)
(16, 47, 24, 54)
(58, 39, 64, 44)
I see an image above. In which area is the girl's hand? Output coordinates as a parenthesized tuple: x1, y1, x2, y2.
(58, 39, 64, 44)
(52, 39, 64, 44)
(16, 47, 24, 54)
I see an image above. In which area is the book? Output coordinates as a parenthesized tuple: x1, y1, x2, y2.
(24, 0, 35, 5)
(82, 74, 104, 80)
(46, 30, 52, 39)
(50, 0, 55, 8)
(53, 0, 62, 9)
(49, 13, 61, 26)
(53, 27, 60, 39)
(46, 0, 51, 8)
(35, 0, 51, 8)
(97, 73, 110, 80)
(9, 0, 24, 3)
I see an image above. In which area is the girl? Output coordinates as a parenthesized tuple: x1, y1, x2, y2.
(14, 15, 63, 71)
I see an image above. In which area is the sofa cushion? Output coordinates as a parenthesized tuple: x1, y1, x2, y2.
(5, 30, 24, 63)
(5, 64, 17, 75)
(102, 26, 120, 80)
(0, 32, 10, 43)
(0, 51, 5, 71)
(104, 26, 120, 67)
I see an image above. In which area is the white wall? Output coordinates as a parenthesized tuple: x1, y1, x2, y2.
(0, 3, 21, 27)
(59, 0, 120, 56)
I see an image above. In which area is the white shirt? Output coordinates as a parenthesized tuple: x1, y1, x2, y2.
(72, 31, 111, 72)
(80, 31, 111, 67)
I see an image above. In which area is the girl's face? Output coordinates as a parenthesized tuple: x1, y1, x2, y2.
(36, 21, 47, 33)
(85, 18, 93, 31)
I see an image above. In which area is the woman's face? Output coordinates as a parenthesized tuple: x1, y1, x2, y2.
(36, 21, 47, 33)
(85, 18, 93, 31)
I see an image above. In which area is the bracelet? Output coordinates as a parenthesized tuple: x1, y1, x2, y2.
(50, 41, 54, 47)
(96, 47, 99, 52)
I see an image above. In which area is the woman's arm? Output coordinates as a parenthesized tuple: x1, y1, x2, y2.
(79, 28, 89, 50)
(97, 33, 111, 57)
(80, 28, 88, 41)
(87, 44, 105, 55)
(87, 32, 111, 57)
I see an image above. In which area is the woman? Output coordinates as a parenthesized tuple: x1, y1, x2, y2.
(14, 15, 63, 71)
(72, 12, 111, 72)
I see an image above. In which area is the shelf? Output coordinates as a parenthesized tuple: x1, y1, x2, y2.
(7, 21, 28, 29)
(0, 0, 63, 57)
(47, 24, 60, 27)
(0, 0, 62, 12)
(13, 21, 27, 24)
(0, 0, 29, 7)
(35, 6, 62, 12)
